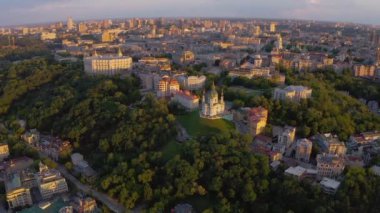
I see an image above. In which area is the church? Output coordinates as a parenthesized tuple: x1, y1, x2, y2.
(200, 83, 225, 119)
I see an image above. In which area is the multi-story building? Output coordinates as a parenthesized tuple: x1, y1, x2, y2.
(101, 30, 118, 42)
(177, 75, 206, 90)
(37, 163, 69, 200)
(172, 91, 200, 110)
(376, 46, 380, 67)
(295, 139, 313, 162)
(84, 49, 133, 75)
(274, 126, 296, 148)
(320, 177, 341, 194)
(180, 51, 195, 64)
(248, 107, 268, 137)
(233, 107, 268, 136)
(5, 173, 33, 209)
(74, 197, 97, 213)
(157, 76, 180, 98)
(78, 23, 88, 34)
(0, 143, 9, 161)
(273, 85, 312, 102)
(317, 154, 345, 178)
(315, 133, 346, 156)
(353, 65, 376, 77)
(200, 83, 225, 119)
(138, 57, 171, 71)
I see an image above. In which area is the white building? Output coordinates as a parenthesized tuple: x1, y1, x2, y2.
(200, 83, 225, 119)
(273, 85, 312, 102)
(40, 32, 57, 41)
(84, 49, 132, 75)
(177, 75, 206, 90)
(172, 91, 200, 110)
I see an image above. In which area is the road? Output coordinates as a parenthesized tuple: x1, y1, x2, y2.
(56, 165, 126, 213)
(31, 144, 127, 213)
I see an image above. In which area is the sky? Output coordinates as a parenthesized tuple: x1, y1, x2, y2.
(0, 0, 379, 26)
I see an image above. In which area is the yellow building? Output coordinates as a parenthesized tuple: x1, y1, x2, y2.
(157, 76, 180, 98)
(248, 107, 268, 136)
(180, 51, 195, 64)
(5, 173, 33, 209)
(270, 22, 277, 33)
(101, 30, 118, 42)
(0, 143, 9, 161)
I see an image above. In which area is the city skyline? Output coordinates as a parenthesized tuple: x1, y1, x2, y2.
(0, 0, 379, 26)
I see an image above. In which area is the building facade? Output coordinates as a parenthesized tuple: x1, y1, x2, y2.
(200, 83, 225, 119)
(317, 154, 345, 178)
(5, 173, 33, 209)
(84, 49, 133, 75)
(273, 85, 312, 102)
(172, 90, 200, 110)
(295, 139, 313, 162)
(157, 76, 180, 98)
(177, 75, 206, 90)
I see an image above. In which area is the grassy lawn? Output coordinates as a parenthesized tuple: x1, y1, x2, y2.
(229, 86, 267, 96)
(161, 139, 182, 161)
(176, 110, 235, 137)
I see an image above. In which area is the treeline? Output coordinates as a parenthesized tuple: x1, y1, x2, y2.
(0, 35, 50, 61)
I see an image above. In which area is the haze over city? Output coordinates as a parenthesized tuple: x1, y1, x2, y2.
(1, 0, 380, 26)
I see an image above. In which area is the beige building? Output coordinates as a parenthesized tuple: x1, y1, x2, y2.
(315, 134, 346, 156)
(172, 90, 200, 110)
(295, 139, 313, 162)
(270, 22, 277, 33)
(157, 76, 180, 98)
(233, 107, 268, 136)
(5, 173, 33, 209)
(67, 17, 75, 30)
(84, 49, 133, 75)
(0, 143, 9, 161)
(201, 83, 225, 119)
(22, 129, 40, 145)
(273, 85, 312, 102)
(317, 154, 345, 178)
(37, 163, 69, 200)
(180, 51, 195, 64)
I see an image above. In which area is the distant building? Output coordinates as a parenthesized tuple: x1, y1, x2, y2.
(177, 75, 206, 90)
(353, 65, 376, 77)
(295, 139, 313, 162)
(67, 17, 75, 30)
(5, 173, 33, 209)
(317, 154, 345, 178)
(37, 163, 69, 200)
(0, 143, 9, 161)
(157, 76, 180, 98)
(84, 49, 133, 75)
(101, 30, 118, 42)
(200, 83, 225, 119)
(376, 46, 380, 67)
(270, 22, 277, 33)
(40, 32, 57, 41)
(180, 51, 195, 64)
(172, 90, 200, 110)
(320, 177, 341, 194)
(273, 85, 312, 102)
(78, 23, 88, 34)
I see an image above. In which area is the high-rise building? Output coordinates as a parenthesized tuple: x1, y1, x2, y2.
(277, 34, 283, 50)
(376, 46, 380, 66)
(253, 26, 261, 36)
(201, 83, 225, 119)
(67, 17, 75, 30)
(270, 22, 277, 33)
(84, 49, 133, 75)
(295, 139, 313, 162)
